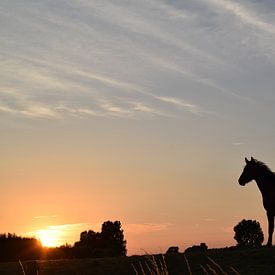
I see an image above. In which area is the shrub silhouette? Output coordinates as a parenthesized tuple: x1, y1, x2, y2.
(166, 246, 179, 254)
(185, 243, 208, 253)
(234, 219, 264, 248)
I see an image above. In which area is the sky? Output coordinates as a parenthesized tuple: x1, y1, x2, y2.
(1, 0, 275, 254)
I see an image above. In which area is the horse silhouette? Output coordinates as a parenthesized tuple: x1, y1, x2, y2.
(239, 157, 275, 247)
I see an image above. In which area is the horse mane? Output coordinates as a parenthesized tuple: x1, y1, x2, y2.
(254, 159, 274, 174)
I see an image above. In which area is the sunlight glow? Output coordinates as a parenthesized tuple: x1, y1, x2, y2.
(36, 229, 63, 247)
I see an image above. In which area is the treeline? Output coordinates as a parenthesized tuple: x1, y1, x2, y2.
(0, 233, 43, 261)
(0, 220, 126, 261)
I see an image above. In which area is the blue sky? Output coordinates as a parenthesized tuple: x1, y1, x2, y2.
(1, 0, 275, 253)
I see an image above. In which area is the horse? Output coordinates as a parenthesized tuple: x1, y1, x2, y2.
(239, 157, 275, 247)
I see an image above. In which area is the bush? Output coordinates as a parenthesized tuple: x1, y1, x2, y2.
(166, 246, 179, 254)
(185, 243, 208, 253)
(234, 219, 264, 248)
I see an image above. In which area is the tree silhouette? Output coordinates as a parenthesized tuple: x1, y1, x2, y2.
(74, 220, 126, 257)
(234, 219, 264, 248)
(101, 221, 127, 256)
(0, 233, 42, 261)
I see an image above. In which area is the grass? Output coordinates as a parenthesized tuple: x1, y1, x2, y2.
(18, 260, 26, 275)
(1, 247, 275, 274)
(132, 254, 169, 275)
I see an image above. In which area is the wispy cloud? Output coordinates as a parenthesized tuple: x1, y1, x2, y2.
(0, 103, 57, 119)
(21, 106, 57, 118)
(124, 223, 172, 234)
(132, 102, 167, 117)
(204, 0, 275, 34)
(100, 102, 132, 116)
(56, 105, 99, 117)
(232, 142, 244, 146)
(147, 56, 247, 101)
(133, 102, 156, 114)
(0, 0, 274, 123)
(33, 215, 58, 219)
(156, 96, 201, 114)
(48, 223, 90, 231)
(0, 105, 17, 114)
(76, 0, 219, 64)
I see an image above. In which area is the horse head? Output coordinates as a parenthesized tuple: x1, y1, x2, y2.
(238, 157, 257, 186)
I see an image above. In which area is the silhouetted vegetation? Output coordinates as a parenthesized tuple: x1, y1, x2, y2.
(0, 220, 126, 261)
(185, 242, 208, 253)
(166, 246, 179, 254)
(0, 233, 42, 262)
(234, 219, 264, 248)
(74, 220, 126, 258)
(45, 244, 74, 260)
(4, 247, 275, 275)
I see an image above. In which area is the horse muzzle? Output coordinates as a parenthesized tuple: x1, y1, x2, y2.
(238, 178, 246, 186)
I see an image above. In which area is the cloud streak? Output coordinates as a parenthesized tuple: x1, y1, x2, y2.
(156, 96, 201, 114)
(124, 223, 172, 234)
(204, 0, 275, 34)
(0, 103, 57, 119)
(33, 215, 58, 219)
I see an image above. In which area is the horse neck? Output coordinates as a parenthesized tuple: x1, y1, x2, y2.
(254, 170, 275, 194)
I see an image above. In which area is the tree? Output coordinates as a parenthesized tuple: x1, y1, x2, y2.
(101, 221, 127, 256)
(234, 219, 264, 248)
(74, 220, 127, 258)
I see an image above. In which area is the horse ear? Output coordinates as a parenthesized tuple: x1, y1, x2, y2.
(251, 157, 255, 163)
(245, 157, 249, 164)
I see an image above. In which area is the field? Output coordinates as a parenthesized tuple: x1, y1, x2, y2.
(1, 247, 275, 275)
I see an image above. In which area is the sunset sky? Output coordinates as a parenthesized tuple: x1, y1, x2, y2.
(1, 0, 275, 254)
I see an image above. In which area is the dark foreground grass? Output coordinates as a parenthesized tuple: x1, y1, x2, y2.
(2, 247, 275, 274)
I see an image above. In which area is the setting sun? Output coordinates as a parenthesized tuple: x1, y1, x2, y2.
(36, 229, 63, 247)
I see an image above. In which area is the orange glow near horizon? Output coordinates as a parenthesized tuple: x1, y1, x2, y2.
(36, 229, 63, 247)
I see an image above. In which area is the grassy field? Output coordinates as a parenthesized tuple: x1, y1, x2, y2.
(1, 247, 275, 274)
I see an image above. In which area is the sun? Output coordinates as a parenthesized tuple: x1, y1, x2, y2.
(36, 229, 62, 247)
